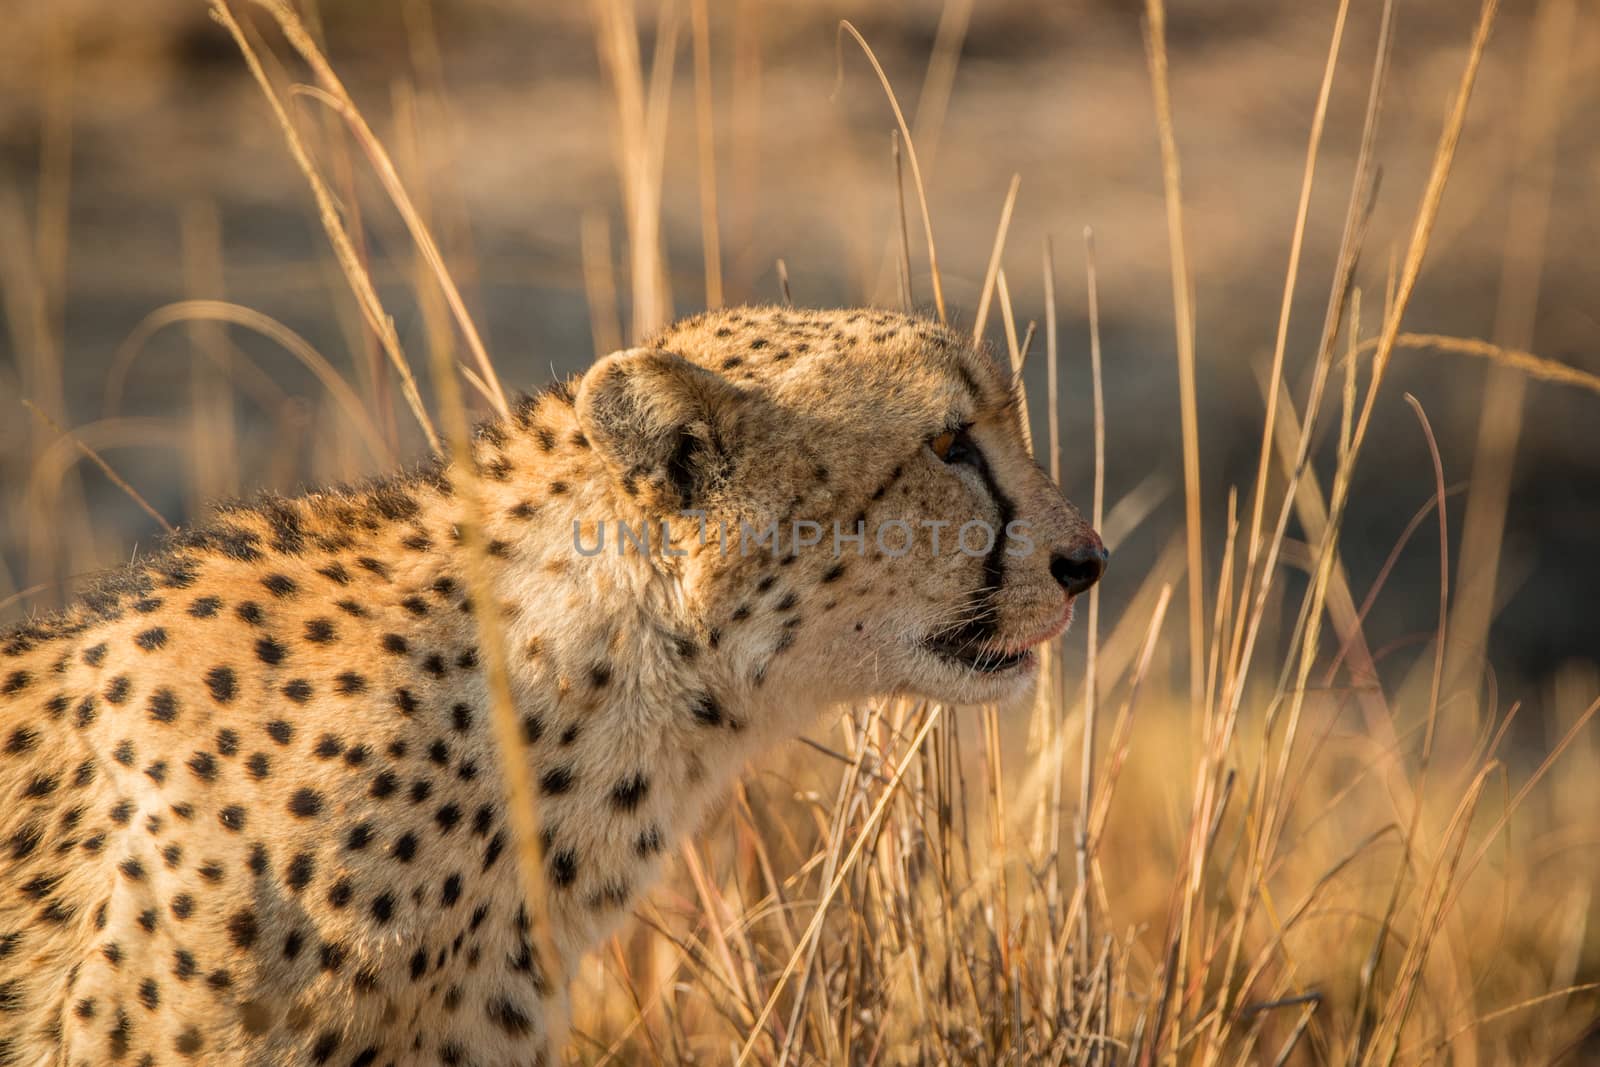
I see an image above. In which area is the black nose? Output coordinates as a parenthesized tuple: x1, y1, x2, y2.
(1050, 544, 1107, 597)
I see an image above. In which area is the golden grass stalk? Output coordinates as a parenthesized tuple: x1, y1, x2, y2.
(103, 300, 392, 466)
(247, 0, 508, 418)
(1077, 227, 1107, 957)
(209, 0, 441, 453)
(690, 0, 724, 309)
(1236, 0, 1350, 702)
(893, 132, 915, 313)
(21, 401, 174, 535)
(973, 174, 1021, 344)
(836, 20, 947, 324)
(582, 208, 626, 359)
(422, 244, 563, 1002)
(1444, 0, 1575, 714)
(1141, 0, 1207, 714)
(1390, 333, 1600, 396)
(734, 704, 944, 1064)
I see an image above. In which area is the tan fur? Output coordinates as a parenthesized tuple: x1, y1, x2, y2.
(0, 307, 1102, 1065)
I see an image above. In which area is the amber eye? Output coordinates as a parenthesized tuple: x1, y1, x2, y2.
(929, 425, 978, 465)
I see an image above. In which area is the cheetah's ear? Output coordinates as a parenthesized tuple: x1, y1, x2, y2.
(575, 348, 740, 510)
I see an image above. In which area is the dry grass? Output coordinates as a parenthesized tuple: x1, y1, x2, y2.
(3, 1, 1598, 1064)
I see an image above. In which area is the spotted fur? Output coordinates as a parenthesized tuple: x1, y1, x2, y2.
(0, 307, 1103, 1065)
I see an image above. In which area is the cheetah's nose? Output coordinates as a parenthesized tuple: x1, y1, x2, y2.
(1050, 542, 1107, 598)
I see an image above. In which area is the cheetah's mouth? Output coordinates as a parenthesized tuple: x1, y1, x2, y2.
(924, 628, 1036, 674)
(924, 601, 1075, 675)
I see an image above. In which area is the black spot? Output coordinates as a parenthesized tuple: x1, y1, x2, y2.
(370, 892, 395, 923)
(248, 843, 270, 875)
(286, 851, 315, 891)
(822, 563, 846, 583)
(310, 1031, 340, 1064)
(540, 766, 574, 796)
(589, 664, 611, 688)
(392, 688, 418, 716)
(262, 574, 298, 598)
(219, 806, 246, 832)
(334, 672, 367, 695)
(427, 740, 449, 765)
(381, 633, 408, 655)
(216, 728, 238, 756)
(450, 703, 472, 732)
(434, 803, 462, 834)
(346, 823, 373, 850)
(226, 910, 258, 950)
(171, 894, 194, 919)
(610, 773, 649, 812)
(83, 643, 108, 666)
(204, 666, 236, 703)
(282, 679, 313, 703)
(314, 735, 345, 759)
(235, 602, 264, 626)
(549, 848, 578, 887)
(441, 874, 462, 907)
(481, 831, 506, 871)
(400, 596, 429, 617)
(409, 949, 427, 981)
(635, 825, 664, 857)
(282, 930, 304, 960)
(344, 745, 369, 766)
(422, 653, 446, 677)
(265, 720, 293, 745)
(691, 694, 723, 727)
(317, 562, 351, 586)
(187, 596, 221, 618)
(519, 713, 544, 745)
(393, 832, 418, 862)
(288, 789, 324, 818)
(255, 637, 286, 665)
(113, 740, 136, 766)
(187, 751, 217, 781)
(327, 879, 353, 909)
(246, 752, 271, 779)
(4, 727, 38, 754)
(144, 761, 167, 784)
(370, 771, 398, 799)
(304, 619, 336, 644)
(487, 996, 533, 1035)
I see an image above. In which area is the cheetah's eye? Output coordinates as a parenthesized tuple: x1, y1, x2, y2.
(928, 425, 977, 465)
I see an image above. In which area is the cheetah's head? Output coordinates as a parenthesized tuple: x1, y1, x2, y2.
(572, 306, 1105, 711)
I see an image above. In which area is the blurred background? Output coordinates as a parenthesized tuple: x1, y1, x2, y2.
(3, 0, 1597, 716)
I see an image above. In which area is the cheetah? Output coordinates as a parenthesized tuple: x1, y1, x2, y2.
(0, 306, 1105, 1065)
